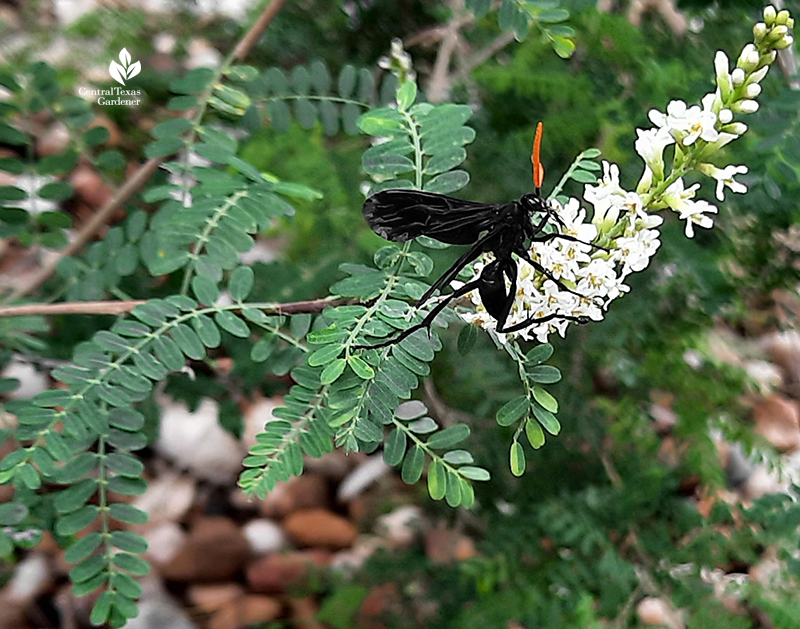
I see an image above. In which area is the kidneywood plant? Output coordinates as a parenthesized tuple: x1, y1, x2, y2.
(0, 2, 792, 626)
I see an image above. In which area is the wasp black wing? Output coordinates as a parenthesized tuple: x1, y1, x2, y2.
(363, 189, 502, 245)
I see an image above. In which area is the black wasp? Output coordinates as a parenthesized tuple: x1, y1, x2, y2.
(358, 123, 598, 349)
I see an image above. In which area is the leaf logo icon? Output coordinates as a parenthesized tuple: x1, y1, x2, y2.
(109, 48, 142, 85)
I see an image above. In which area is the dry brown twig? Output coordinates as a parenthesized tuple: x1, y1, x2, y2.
(1, 0, 291, 305)
(0, 296, 352, 318)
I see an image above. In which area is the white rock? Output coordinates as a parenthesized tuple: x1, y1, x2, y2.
(186, 39, 222, 70)
(143, 522, 187, 566)
(242, 397, 282, 451)
(1, 358, 49, 399)
(133, 471, 196, 524)
(242, 519, 287, 555)
(337, 454, 390, 502)
(53, 0, 96, 25)
(156, 398, 244, 484)
(742, 465, 789, 500)
(637, 597, 684, 628)
(330, 535, 385, 576)
(3, 553, 51, 603)
(744, 359, 783, 394)
(375, 505, 423, 549)
(122, 578, 197, 629)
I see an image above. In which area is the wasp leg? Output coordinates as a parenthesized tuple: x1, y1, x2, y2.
(530, 231, 610, 253)
(416, 225, 503, 307)
(514, 248, 589, 302)
(498, 311, 591, 334)
(355, 279, 482, 350)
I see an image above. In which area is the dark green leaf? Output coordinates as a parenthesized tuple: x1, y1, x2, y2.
(56, 505, 99, 535)
(65, 532, 102, 564)
(426, 424, 470, 449)
(427, 460, 446, 500)
(109, 503, 148, 525)
(510, 441, 525, 477)
(496, 395, 529, 426)
(215, 311, 250, 338)
(383, 429, 406, 466)
(401, 445, 424, 483)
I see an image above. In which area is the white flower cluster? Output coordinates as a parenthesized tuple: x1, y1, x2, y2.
(455, 6, 792, 344)
(459, 167, 661, 344)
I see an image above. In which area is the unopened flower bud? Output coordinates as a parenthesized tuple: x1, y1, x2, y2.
(787, 17, 794, 29)
(721, 122, 747, 135)
(737, 44, 760, 71)
(776, 10, 790, 25)
(744, 83, 761, 98)
(774, 35, 794, 49)
(764, 5, 777, 26)
(732, 99, 759, 114)
(718, 108, 733, 123)
(754, 22, 768, 41)
(747, 65, 770, 84)
(769, 24, 789, 42)
(731, 68, 746, 85)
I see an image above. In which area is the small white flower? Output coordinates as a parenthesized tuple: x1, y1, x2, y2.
(635, 127, 674, 174)
(677, 199, 717, 238)
(662, 178, 700, 214)
(701, 164, 748, 200)
(682, 105, 719, 145)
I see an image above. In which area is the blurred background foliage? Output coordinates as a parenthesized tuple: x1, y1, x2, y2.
(2, 0, 800, 627)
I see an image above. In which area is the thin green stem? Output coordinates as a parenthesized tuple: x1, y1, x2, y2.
(547, 149, 596, 201)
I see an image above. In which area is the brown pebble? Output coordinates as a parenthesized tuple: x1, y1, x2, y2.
(187, 583, 245, 613)
(753, 395, 800, 452)
(258, 474, 330, 519)
(208, 595, 282, 629)
(247, 550, 330, 594)
(282, 508, 358, 549)
(162, 517, 250, 582)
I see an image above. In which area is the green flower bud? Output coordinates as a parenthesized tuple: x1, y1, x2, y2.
(774, 35, 794, 49)
(764, 5, 777, 27)
(768, 24, 789, 42)
(776, 10, 790, 25)
(754, 22, 768, 42)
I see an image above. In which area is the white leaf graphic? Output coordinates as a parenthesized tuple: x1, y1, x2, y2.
(119, 48, 132, 67)
(125, 61, 141, 81)
(109, 61, 126, 85)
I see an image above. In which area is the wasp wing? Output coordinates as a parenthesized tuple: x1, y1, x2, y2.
(363, 189, 502, 245)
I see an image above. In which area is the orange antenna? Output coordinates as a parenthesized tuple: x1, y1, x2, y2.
(531, 122, 544, 189)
